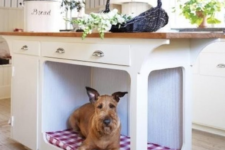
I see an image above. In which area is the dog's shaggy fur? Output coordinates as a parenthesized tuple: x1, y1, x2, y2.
(69, 87, 128, 150)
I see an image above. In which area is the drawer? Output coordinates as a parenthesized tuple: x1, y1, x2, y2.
(12, 40, 40, 56)
(199, 53, 225, 77)
(41, 42, 130, 66)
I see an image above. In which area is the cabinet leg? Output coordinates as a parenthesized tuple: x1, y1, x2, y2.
(129, 73, 148, 150)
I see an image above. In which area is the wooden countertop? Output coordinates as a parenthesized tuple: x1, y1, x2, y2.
(0, 32, 224, 39)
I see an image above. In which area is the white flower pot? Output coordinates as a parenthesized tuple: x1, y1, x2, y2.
(24, 0, 62, 32)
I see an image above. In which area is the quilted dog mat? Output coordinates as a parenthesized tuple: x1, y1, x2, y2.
(46, 129, 173, 150)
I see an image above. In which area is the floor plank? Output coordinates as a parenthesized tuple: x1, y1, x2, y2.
(1, 99, 225, 150)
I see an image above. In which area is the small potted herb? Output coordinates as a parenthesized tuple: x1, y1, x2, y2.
(174, 0, 225, 28)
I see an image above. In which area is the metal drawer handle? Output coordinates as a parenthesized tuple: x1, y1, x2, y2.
(21, 45, 28, 51)
(92, 50, 104, 57)
(217, 64, 225, 68)
(56, 48, 65, 54)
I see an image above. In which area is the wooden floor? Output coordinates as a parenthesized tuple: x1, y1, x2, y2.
(0, 99, 225, 150)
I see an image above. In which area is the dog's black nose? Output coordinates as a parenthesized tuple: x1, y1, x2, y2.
(103, 119, 111, 125)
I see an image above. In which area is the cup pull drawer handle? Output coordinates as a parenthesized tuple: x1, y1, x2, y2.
(217, 64, 225, 68)
(21, 45, 28, 51)
(56, 48, 65, 54)
(92, 51, 104, 57)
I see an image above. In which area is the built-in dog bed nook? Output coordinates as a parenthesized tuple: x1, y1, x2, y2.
(42, 62, 183, 150)
(46, 129, 174, 150)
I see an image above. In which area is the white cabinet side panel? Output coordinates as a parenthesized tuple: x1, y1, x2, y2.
(12, 55, 38, 150)
(148, 68, 183, 149)
(42, 62, 91, 132)
(91, 68, 130, 136)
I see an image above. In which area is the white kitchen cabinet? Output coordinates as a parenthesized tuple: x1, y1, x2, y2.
(193, 41, 225, 135)
(1, 32, 222, 150)
(11, 54, 39, 150)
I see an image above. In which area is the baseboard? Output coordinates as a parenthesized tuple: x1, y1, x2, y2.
(193, 123, 225, 137)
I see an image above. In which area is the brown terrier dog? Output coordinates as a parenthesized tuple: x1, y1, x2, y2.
(69, 87, 128, 150)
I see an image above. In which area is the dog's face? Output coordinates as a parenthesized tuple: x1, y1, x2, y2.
(86, 87, 128, 135)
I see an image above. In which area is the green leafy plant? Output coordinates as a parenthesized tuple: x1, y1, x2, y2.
(61, 0, 85, 12)
(71, 9, 133, 39)
(174, 0, 225, 26)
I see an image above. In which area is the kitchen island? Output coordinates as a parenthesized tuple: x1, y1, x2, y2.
(0, 32, 223, 150)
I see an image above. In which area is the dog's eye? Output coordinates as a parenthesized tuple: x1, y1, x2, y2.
(97, 104, 103, 109)
(109, 104, 115, 109)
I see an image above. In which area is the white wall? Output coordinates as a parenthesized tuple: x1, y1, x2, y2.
(0, 7, 24, 32)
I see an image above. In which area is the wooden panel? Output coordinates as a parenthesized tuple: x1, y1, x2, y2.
(0, 8, 24, 32)
(148, 68, 183, 149)
(18, 0, 23, 8)
(5, 0, 10, 7)
(90, 0, 95, 8)
(11, 0, 18, 7)
(85, 0, 90, 9)
(94, 0, 99, 7)
(0, 9, 9, 31)
(12, 54, 38, 150)
(0, 0, 4, 7)
(100, 0, 105, 6)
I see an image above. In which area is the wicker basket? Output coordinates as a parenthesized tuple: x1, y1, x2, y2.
(106, 0, 169, 32)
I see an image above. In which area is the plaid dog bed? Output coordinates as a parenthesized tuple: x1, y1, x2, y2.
(46, 129, 172, 150)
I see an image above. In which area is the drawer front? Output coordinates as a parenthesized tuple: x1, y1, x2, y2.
(199, 53, 225, 77)
(12, 40, 40, 56)
(41, 42, 130, 66)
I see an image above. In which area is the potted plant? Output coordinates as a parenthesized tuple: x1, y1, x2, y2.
(175, 0, 225, 28)
(61, 0, 85, 17)
(72, 9, 133, 39)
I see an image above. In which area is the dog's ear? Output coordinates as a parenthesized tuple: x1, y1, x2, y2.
(86, 87, 100, 103)
(112, 92, 128, 102)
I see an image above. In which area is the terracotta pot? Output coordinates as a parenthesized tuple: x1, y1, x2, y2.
(196, 11, 207, 28)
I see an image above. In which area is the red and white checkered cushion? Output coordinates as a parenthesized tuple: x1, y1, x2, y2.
(46, 129, 172, 150)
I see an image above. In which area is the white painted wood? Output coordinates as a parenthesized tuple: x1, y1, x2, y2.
(85, 0, 90, 9)
(148, 68, 183, 149)
(12, 0, 18, 7)
(2, 34, 218, 150)
(11, 54, 38, 150)
(94, 0, 99, 7)
(5, 0, 10, 7)
(100, 0, 105, 6)
(18, 0, 23, 8)
(42, 61, 91, 132)
(192, 40, 225, 140)
(91, 68, 130, 136)
(193, 123, 225, 137)
(193, 75, 225, 130)
(201, 41, 225, 53)
(90, 0, 95, 8)
(12, 40, 40, 56)
(122, 2, 150, 16)
(0, 0, 4, 7)
(41, 42, 131, 66)
(0, 8, 24, 32)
